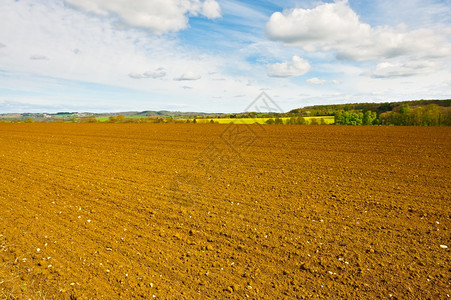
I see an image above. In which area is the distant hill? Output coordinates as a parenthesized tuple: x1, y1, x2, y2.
(0, 110, 225, 121)
(101, 110, 224, 118)
(289, 99, 451, 116)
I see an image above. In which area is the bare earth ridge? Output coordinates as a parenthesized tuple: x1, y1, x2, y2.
(0, 123, 450, 299)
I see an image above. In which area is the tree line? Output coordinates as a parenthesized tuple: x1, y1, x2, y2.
(290, 99, 450, 117)
(334, 111, 378, 125)
(334, 104, 451, 126)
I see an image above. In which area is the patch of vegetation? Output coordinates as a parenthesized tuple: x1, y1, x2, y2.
(2, 99, 449, 126)
(288, 99, 450, 126)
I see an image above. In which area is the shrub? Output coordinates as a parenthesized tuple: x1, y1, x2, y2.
(310, 118, 319, 125)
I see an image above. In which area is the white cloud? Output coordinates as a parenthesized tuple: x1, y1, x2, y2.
(174, 72, 202, 81)
(129, 69, 166, 79)
(266, 1, 365, 44)
(0, 42, 6, 48)
(30, 55, 48, 60)
(266, 0, 451, 61)
(201, 0, 221, 19)
(370, 61, 438, 78)
(267, 56, 311, 78)
(128, 73, 145, 79)
(307, 77, 327, 85)
(64, 0, 222, 34)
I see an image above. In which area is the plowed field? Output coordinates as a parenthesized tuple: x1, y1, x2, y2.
(0, 123, 450, 299)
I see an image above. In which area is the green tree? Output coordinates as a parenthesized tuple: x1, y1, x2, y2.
(362, 111, 377, 125)
(351, 112, 363, 125)
(379, 111, 392, 125)
(398, 104, 411, 125)
(410, 107, 423, 126)
(296, 117, 306, 125)
(398, 104, 411, 115)
(442, 107, 451, 126)
(309, 118, 319, 125)
(285, 117, 295, 125)
(334, 112, 343, 125)
(423, 104, 440, 126)
(24, 117, 34, 123)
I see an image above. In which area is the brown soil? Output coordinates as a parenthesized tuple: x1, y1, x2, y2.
(0, 123, 449, 299)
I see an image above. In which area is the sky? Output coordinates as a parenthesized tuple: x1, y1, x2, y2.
(0, 0, 450, 113)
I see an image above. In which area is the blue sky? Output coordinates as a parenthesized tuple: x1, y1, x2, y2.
(0, 0, 450, 113)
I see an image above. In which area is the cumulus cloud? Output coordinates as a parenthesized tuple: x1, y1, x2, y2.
(129, 68, 166, 79)
(307, 77, 327, 85)
(64, 0, 221, 34)
(267, 56, 311, 78)
(266, 1, 363, 44)
(371, 61, 437, 78)
(174, 72, 201, 81)
(30, 55, 48, 60)
(201, 0, 221, 19)
(266, 0, 451, 61)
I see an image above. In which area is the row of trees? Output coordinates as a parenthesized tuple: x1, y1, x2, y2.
(334, 104, 451, 126)
(334, 111, 378, 125)
(107, 116, 213, 124)
(291, 99, 450, 116)
(379, 104, 451, 126)
(265, 117, 328, 125)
